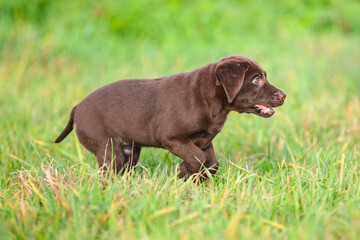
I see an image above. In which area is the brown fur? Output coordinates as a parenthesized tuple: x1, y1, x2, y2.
(55, 55, 286, 178)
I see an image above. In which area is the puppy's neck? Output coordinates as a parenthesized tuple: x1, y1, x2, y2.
(196, 63, 229, 119)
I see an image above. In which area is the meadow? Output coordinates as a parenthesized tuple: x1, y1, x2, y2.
(1, 0, 360, 239)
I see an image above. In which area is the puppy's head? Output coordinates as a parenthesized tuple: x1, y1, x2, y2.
(215, 55, 286, 118)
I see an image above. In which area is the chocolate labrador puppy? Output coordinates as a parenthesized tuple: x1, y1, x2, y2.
(55, 55, 286, 178)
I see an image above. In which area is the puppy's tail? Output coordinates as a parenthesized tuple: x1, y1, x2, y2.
(54, 105, 77, 143)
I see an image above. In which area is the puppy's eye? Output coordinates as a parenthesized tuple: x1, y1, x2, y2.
(252, 76, 261, 85)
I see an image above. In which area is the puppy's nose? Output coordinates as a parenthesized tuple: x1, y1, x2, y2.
(279, 91, 286, 101)
(274, 91, 286, 101)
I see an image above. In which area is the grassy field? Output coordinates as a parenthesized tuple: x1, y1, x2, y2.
(1, 1, 360, 239)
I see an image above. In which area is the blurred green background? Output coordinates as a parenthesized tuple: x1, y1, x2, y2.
(1, 0, 360, 239)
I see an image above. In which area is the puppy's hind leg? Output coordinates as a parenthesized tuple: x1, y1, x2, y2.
(123, 144, 141, 170)
(96, 137, 126, 175)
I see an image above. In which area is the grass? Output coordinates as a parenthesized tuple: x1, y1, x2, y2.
(1, 1, 360, 239)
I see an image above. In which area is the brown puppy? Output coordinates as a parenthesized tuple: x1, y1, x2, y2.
(55, 55, 286, 178)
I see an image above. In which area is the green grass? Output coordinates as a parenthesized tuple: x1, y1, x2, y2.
(1, 1, 360, 239)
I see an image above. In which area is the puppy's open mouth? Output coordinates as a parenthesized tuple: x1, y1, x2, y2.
(250, 104, 275, 118)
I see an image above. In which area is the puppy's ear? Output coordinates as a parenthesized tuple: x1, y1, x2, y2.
(215, 61, 249, 103)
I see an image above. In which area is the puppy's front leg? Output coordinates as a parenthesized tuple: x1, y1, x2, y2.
(202, 143, 219, 177)
(163, 139, 206, 178)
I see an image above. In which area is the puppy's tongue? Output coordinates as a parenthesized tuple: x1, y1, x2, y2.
(256, 104, 274, 115)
